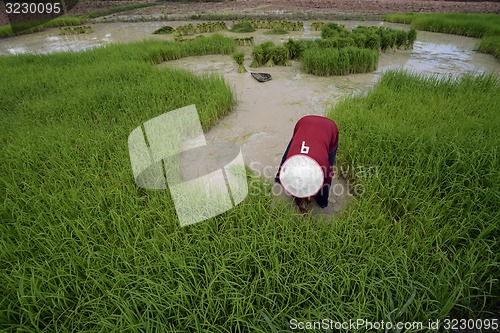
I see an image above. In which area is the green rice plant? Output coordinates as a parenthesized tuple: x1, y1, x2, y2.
(250, 44, 264, 67)
(232, 51, 246, 73)
(233, 37, 254, 46)
(86, 3, 158, 19)
(153, 26, 175, 35)
(477, 36, 500, 60)
(327, 71, 499, 320)
(285, 38, 317, 59)
(58, 25, 93, 35)
(364, 32, 381, 51)
(321, 22, 348, 38)
(395, 30, 407, 49)
(302, 47, 378, 76)
(0, 25, 14, 38)
(230, 21, 255, 33)
(273, 45, 291, 66)
(0, 16, 88, 39)
(406, 28, 417, 49)
(384, 13, 500, 59)
(175, 23, 196, 36)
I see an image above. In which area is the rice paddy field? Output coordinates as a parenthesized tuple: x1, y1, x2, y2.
(1, 14, 500, 333)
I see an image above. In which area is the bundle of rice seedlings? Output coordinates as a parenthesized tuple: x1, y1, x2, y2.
(395, 30, 407, 49)
(285, 39, 316, 59)
(230, 21, 255, 33)
(273, 45, 291, 66)
(351, 32, 367, 48)
(153, 26, 174, 35)
(264, 27, 288, 35)
(321, 23, 348, 39)
(233, 51, 246, 73)
(364, 33, 381, 51)
(310, 22, 325, 31)
(406, 29, 417, 49)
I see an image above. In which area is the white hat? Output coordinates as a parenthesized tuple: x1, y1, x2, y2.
(280, 154, 323, 198)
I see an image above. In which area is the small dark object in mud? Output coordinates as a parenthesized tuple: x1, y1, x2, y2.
(251, 72, 272, 82)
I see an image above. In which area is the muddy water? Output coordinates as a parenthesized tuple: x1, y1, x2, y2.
(2, 21, 498, 216)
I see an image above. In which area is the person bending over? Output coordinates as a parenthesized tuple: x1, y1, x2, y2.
(275, 115, 339, 212)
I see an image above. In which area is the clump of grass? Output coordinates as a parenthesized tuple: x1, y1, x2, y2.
(233, 37, 254, 46)
(58, 25, 93, 35)
(232, 51, 246, 73)
(321, 22, 348, 38)
(231, 19, 304, 31)
(251, 24, 410, 73)
(0, 16, 88, 38)
(86, 3, 158, 19)
(153, 25, 174, 35)
(230, 21, 256, 33)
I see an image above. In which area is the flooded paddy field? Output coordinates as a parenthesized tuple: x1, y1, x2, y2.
(2, 15, 499, 330)
(1, 20, 498, 216)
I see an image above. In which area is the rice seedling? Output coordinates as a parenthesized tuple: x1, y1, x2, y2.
(58, 25, 93, 35)
(478, 36, 500, 60)
(233, 37, 254, 46)
(0, 16, 88, 38)
(364, 32, 381, 51)
(406, 28, 417, 49)
(264, 27, 289, 35)
(86, 3, 159, 19)
(153, 26, 175, 35)
(302, 47, 378, 76)
(252, 24, 409, 72)
(1, 37, 498, 330)
(232, 51, 246, 73)
(310, 21, 325, 31)
(384, 13, 500, 59)
(321, 22, 348, 38)
(230, 21, 255, 33)
(273, 45, 291, 66)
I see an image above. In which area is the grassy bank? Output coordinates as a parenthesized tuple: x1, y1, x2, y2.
(384, 13, 500, 60)
(87, 3, 159, 19)
(1, 37, 499, 331)
(0, 16, 88, 38)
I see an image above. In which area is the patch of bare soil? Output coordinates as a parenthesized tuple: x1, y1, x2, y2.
(2, 0, 499, 26)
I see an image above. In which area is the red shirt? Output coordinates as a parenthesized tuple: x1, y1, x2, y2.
(286, 115, 339, 184)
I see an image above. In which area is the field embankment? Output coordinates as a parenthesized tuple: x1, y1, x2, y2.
(384, 13, 500, 60)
